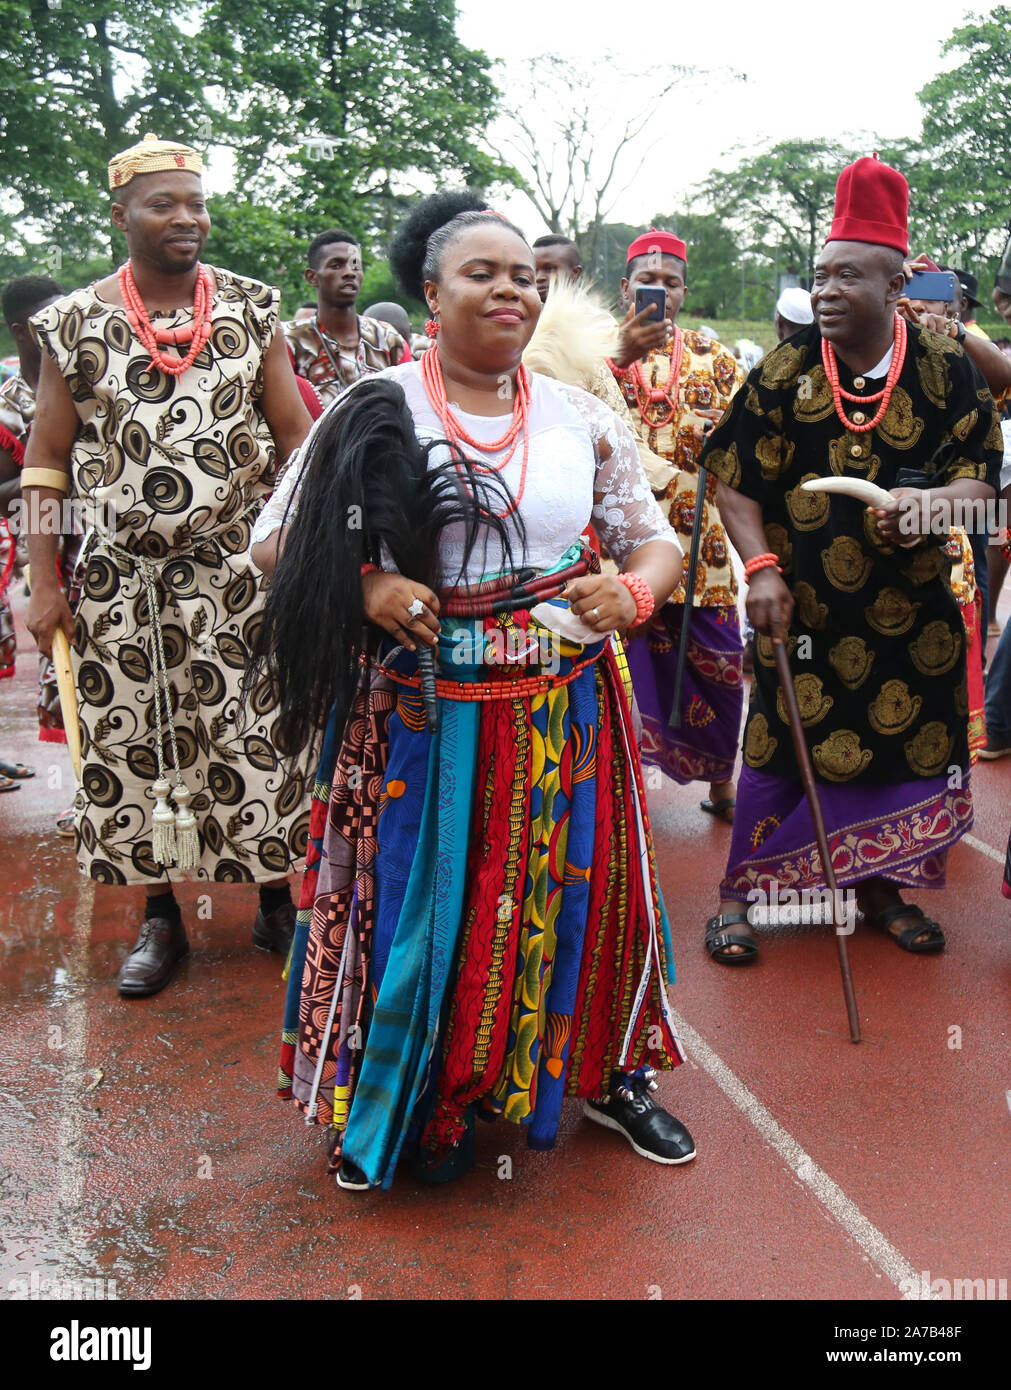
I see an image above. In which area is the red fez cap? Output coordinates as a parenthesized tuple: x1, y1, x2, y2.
(826, 154, 908, 255)
(627, 228, 687, 265)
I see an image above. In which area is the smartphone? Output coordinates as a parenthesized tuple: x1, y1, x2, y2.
(634, 285, 667, 324)
(903, 270, 957, 303)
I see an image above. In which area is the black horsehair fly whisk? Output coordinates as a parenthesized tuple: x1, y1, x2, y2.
(246, 377, 524, 758)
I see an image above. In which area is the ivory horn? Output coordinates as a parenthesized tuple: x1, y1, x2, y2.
(800, 476, 894, 508)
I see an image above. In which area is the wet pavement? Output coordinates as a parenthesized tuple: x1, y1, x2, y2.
(2, 582, 1009, 1305)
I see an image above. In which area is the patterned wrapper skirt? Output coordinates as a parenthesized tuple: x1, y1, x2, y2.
(279, 605, 684, 1189)
(624, 600, 744, 785)
(720, 764, 974, 901)
(0, 519, 16, 680)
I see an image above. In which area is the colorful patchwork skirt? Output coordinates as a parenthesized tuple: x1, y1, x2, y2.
(279, 606, 684, 1189)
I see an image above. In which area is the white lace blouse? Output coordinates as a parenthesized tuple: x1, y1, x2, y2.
(250, 361, 681, 583)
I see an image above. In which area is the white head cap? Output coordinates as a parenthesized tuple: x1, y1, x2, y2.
(775, 287, 813, 324)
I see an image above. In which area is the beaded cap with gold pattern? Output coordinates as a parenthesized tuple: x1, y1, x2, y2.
(108, 133, 202, 191)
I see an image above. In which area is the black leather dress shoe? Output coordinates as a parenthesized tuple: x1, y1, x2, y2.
(117, 916, 190, 998)
(583, 1071, 696, 1164)
(251, 900, 296, 953)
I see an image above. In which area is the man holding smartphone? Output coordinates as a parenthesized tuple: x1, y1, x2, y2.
(608, 230, 746, 825)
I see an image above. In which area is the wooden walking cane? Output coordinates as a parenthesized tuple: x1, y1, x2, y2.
(668, 464, 707, 729)
(773, 638, 861, 1043)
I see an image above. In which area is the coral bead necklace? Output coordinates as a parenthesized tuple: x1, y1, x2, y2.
(117, 260, 215, 376)
(821, 311, 907, 433)
(609, 324, 684, 428)
(420, 345, 531, 519)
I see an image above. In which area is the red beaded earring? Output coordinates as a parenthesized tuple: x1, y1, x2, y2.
(424, 317, 440, 339)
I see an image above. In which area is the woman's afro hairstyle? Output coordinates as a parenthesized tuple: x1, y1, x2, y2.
(390, 189, 527, 301)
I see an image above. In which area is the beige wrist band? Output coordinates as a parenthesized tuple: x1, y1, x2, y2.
(20, 468, 71, 493)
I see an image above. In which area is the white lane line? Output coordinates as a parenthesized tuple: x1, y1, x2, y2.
(55, 878, 95, 1218)
(962, 833, 1005, 867)
(669, 1008, 936, 1300)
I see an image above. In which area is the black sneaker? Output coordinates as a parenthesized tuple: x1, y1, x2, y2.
(252, 900, 296, 953)
(335, 1157, 371, 1191)
(583, 1071, 696, 1164)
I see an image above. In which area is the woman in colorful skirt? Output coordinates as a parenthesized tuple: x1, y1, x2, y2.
(249, 193, 694, 1191)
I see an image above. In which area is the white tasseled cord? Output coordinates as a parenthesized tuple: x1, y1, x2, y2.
(133, 553, 200, 871)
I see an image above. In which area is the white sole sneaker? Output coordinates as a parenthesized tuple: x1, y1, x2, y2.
(335, 1162, 371, 1191)
(583, 1101, 697, 1165)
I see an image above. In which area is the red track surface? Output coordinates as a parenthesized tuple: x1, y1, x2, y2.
(2, 586, 1009, 1302)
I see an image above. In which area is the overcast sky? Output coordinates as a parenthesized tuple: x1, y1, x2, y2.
(456, 0, 976, 236)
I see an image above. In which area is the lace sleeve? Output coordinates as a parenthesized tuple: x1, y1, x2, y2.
(249, 386, 342, 547)
(249, 446, 304, 547)
(558, 383, 681, 567)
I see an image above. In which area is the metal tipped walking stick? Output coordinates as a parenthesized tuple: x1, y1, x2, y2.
(773, 638, 861, 1043)
(668, 464, 707, 730)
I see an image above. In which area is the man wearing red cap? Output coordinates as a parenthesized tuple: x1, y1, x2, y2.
(609, 230, 745, 823)
(699, 155, 1002, 965)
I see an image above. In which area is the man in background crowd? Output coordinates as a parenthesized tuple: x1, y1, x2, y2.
(774, 286, 813, 342)
(609, 230, 746, 824)
(994, 236, 1011, 327)
(533, 235, 583, 303)
(947, 269, 988, 339)
(282, 230, 409, 407)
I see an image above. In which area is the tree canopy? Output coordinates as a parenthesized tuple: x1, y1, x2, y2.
(0, 0, 514, 281)
(699, 139, 860, 285)
(0, 0, 221, 259)
(912, 6, 1011, 255)
(2, 3, 1008, 327)
(204, 0, 519, 246)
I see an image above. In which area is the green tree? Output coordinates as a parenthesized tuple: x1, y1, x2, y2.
(652, 212, 741, 319)
(204, 0, 520, 250)
(0, 1, 222, 259)
(585, 222, 640, 304)
(699, 139, 860, 283)
(912, 6, 1011, 258)
(201, 197, 310, 314)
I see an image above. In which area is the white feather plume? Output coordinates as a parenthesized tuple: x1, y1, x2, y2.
(522, 275, 620, 386)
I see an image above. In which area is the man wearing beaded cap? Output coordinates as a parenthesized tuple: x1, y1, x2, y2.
(700, 155, 1002, 965)
(23, 133, 313, 997)
(608, 230, 746, 822)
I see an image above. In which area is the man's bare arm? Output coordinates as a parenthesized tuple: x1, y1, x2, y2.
(715, 480, 794, 639)
(260, 331, 313, 467)
(23, 350, 79, 655)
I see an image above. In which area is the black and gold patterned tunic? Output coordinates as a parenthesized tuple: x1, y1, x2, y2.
(702, 322, 1002, 786)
